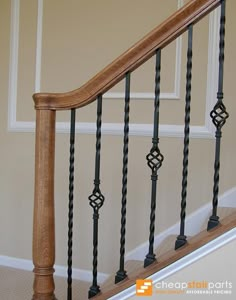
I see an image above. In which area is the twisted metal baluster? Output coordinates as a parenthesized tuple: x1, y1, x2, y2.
(115, 72, 131, 284)
(175, 25, 193, 250)
(144, 49, 164, 268)
(88, 95, 105, 298)
(207, 0, 229, 231)
(67, 109, 76, 300)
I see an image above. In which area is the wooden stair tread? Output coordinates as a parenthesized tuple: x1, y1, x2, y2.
(155, 235, 177, 257)
(93, 210, 236, 300)
(101, 236, 178, 290)
(200, 206, 236, 230)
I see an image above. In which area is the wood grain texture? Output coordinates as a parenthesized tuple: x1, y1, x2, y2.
(93, 210, 236, 300)
(33, 0, 221, 111)
(32, 110, 57, 300)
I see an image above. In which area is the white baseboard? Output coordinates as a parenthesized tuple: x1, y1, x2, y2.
(0, 255, 109, 284)
(126, 187, 236, 261)
(0, 256, 33, 271)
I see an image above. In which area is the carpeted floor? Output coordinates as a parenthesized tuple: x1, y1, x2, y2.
(0, 266, 90, 300)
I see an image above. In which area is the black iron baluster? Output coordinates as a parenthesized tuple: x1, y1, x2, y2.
(207, 0, 229, 231)
(67, 109, 76, 300)
(88, 95, 105, 298)
(144, 49, 164, 268)
(175, 25, 193, 250)
(115, 72, 131, 284)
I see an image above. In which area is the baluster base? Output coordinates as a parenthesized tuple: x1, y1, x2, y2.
(88, 285, 101, 298)
(175, 235, 187, 250)
(207, 215, 220, 231)
(115, 270, 127, 284)
(144, 253, 156, 268)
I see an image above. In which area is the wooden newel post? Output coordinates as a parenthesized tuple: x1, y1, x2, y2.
(32, 109, 57, 300)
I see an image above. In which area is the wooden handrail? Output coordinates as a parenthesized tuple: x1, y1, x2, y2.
(33, 0, 221, 111)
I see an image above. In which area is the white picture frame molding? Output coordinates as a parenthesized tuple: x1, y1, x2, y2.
(8, 0, 219, 138)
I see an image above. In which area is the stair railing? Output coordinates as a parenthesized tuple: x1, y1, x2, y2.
(32, 0, 227, 299)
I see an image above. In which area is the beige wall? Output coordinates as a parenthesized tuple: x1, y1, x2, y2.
(0, 0, 235, 275)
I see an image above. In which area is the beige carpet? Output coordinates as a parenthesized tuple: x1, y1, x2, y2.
(0, 266, 90, 299)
